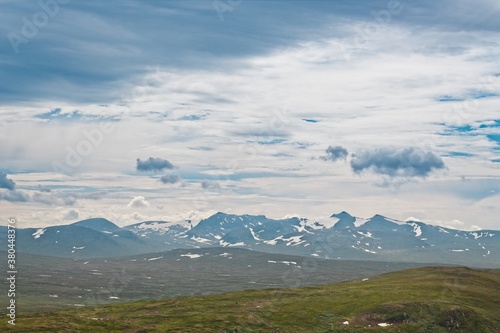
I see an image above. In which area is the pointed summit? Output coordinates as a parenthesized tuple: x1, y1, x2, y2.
(362, 214, 399, 231)
(331, 211, 356, 229)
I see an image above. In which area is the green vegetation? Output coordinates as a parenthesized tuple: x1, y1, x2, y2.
(0, 250, 429, 312)
(2, 266, 499, 332)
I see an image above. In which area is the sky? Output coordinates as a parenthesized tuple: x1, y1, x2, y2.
(0, 0, 499, 230)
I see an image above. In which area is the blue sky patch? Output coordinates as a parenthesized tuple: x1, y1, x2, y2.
(437, 91, 498, 102)
(443, 124, 476, 135)
(35, 108, 119, 122)
(228, 172, 299, 181)
(437, 95, 465, 102)
(272, 152, 294, 157)
(470, 91, 498, 99)
(294, 142, 312, 149)
(452, 124, 475, 133)
(257, 139, 286, 145)
(189, 146, 214, 151)
(178, 114, 205, 121)
(486, 134, 500, 145)
(443, 151, 475, 157)
(479, 120, 500, 129)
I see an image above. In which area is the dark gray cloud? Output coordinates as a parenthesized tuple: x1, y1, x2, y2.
(0, 172, 16, 190)
(3, 1, 495, 105)
(136, 157, 174, 172)
(159, 174, 180, 184)
(350, 147, 445, 178)
(201, 180, 221, 191)
(1, 1, 340, 104)
(321, 146, 349, 162)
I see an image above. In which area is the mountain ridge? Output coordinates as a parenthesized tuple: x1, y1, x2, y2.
(1, 211, 498, 267)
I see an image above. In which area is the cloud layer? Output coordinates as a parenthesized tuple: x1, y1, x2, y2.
(0, 0, 499, 230)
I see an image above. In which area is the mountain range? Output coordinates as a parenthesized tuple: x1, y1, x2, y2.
(2, 212, 498, 267)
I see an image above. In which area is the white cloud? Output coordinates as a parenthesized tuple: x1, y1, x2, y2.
(127, 196, 150, 208)
(62, 208, 80, 221)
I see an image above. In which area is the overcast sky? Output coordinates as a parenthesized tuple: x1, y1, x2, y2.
(1, 0, 499, 230)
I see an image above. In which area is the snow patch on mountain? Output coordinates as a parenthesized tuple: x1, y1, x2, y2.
(308, 221, 326, 230)
(354, 217, 368, 227)
(408, 223, 422, 237)
(471, 231, 495, 239)
(71, 246, 86, 253)
(248, 228, 261, 241)
(438, 227, 450, 233)
(319, 216, 339, 228)
(147, 255, 163, 261)
(191, 236, 212, 244)
(268, 260, 297, 266)
(227, 242, 245, 247)
(137, 222, 171, 231)
(180, 253, 203, 259)
(32, 228, 46, 239)
(263, 239, 278, 245)
(285, 235, 305, 246)
(357, 231, 373, 238)
(219, 240, 246, 247)
(385, 217, 404, 224)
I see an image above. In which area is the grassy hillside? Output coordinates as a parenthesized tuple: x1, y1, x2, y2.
(2, 266, 499, 332)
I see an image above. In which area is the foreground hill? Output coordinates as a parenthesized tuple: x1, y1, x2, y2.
(3, 267, 499, 332)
